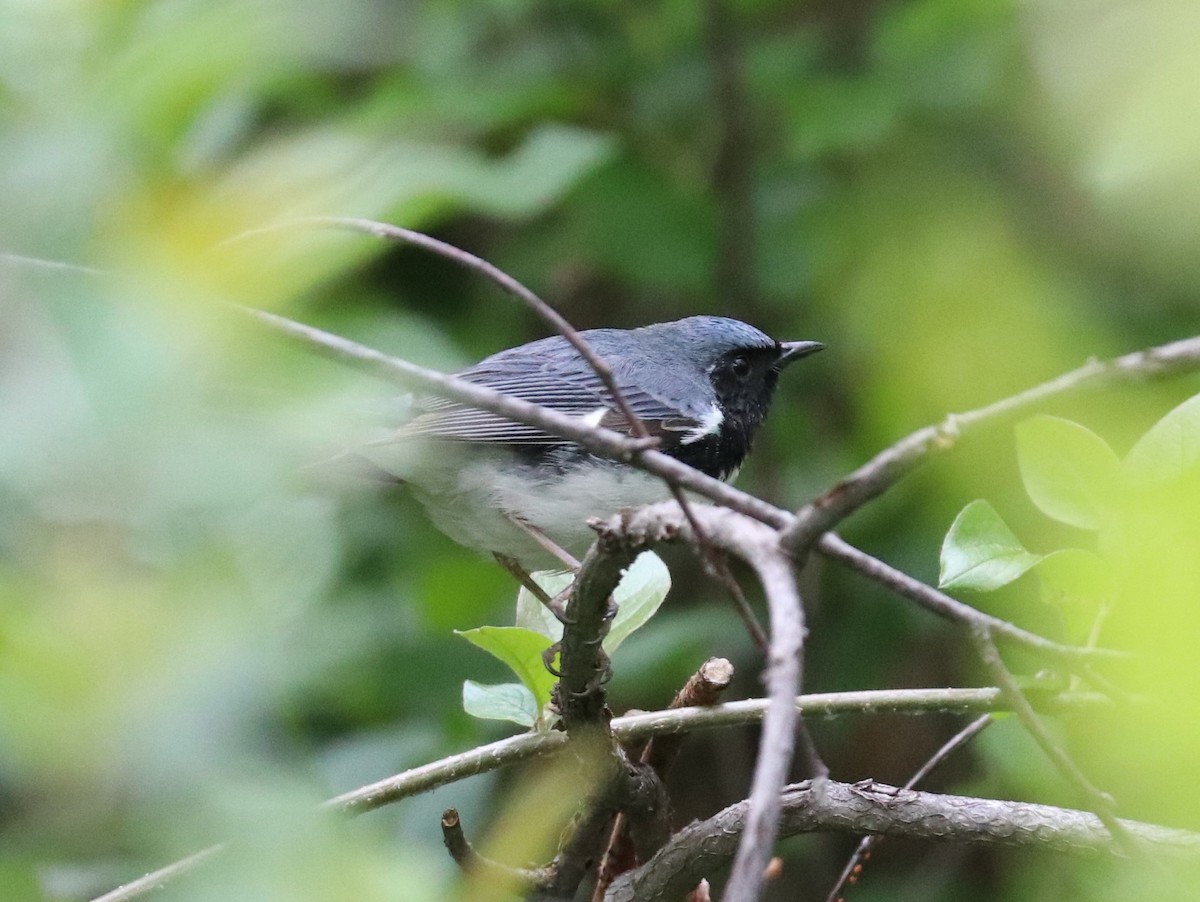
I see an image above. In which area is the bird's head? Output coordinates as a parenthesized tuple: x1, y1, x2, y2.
(643, 315, 823, 430)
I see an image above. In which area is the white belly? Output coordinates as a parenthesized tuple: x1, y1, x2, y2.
(411, 454, 675, 569)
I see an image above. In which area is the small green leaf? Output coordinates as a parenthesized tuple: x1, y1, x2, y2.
(1121, 392, 1200, 488)
(604, 552, 672, 653)
(456, 626, 556, 710)
(939, 500, 1043, 592)
(1016, 416, 1118, 529)
(461, 680, 537, 727)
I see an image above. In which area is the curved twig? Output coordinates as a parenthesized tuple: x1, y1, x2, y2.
(227, 216, 656, 441)
(540, 540, 650, 899)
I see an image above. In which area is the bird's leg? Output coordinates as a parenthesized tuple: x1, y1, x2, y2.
(493, 521, 585, 681)
(543, 591, 617, 690)
(491, 552, 581, 679)
(504, 514, 581, 571)
(491, 552, 573, 620)
(493, 553, 554, 605)
(537, 583, 580, 679)
(541, 643, 563, 679)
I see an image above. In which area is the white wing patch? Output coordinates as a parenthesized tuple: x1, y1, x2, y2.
(681, 403, 724, 445)
(579, 406, 612, 429)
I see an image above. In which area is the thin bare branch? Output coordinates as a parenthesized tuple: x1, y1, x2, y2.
(240, 221, 785, 642)
(670, 484, 771, 653)
(0, 252, 106, 275)
(971, 628, 1139, 856)
(234, 216, 657, 443)
(89, 846, 225, 902)
(440, 808, 549, 890)
(613, 686, 1105, 741)
(320, 686, 1108, 819)
(243, 307, 1133, 676)
(782, 335, 1200, 554)
(244, 309, 1125, 669)
(240, 306, 655, 459)
(726, 543, 809, 902)
(90, 687, 1115, 902)
(817, 532, 1126, 666)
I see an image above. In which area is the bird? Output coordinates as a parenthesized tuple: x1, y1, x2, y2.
(364, 315, 822, 574)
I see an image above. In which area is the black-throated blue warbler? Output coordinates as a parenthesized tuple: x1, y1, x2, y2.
(367, 316, 822, 571)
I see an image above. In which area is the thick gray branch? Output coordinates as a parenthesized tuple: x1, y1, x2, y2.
(605, 780, 1200, 902)
(557, 544, 637, 730)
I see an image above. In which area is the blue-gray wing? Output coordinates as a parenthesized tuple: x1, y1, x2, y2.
(395, 354, 704, 446)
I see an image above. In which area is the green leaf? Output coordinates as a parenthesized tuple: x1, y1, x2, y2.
(1121, 392, 1200, 488)
(456, 626, 556, 711)
(1015, 416, 1118, 529)
(603, 552, 672, 653)
(939, 500, 1043, 592)
(461, 680, 537, 727)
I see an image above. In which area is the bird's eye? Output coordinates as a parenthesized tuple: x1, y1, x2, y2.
(730, 355, 751, 379)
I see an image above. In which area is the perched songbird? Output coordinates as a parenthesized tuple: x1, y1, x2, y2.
(367, 316, 822, 571)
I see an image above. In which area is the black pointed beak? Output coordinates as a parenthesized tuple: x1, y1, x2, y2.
(775, 340, 824, 370)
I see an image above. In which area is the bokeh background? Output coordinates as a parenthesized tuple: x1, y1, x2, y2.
(3, 1, 1200, 899)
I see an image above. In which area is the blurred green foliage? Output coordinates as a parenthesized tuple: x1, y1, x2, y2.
(3, 0, 1200, 899)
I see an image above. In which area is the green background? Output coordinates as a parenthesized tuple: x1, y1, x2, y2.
(3, 1, 1200, 899)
